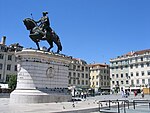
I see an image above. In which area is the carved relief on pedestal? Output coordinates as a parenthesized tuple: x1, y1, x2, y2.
(46, 66, 55, 78)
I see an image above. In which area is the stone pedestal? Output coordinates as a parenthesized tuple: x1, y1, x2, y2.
(10, 49, 72, 103)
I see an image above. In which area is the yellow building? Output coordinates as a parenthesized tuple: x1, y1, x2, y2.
(89, 63, 110, 94)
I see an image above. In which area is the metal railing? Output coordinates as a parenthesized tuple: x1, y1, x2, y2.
(98, 99, 150, 113)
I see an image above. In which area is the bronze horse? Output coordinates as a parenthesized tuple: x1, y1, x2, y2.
(23, 18, 62, 53)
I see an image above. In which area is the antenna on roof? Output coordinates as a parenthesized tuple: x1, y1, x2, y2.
(31, 13, 34, 20)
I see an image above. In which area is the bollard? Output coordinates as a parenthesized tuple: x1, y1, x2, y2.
(118, 102, 120, 113)
(133, 101, 135, 109)
(124, 101, 126, 113)
(109, 100, 110, 109)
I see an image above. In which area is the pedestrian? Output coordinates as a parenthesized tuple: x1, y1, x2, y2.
(134, 90, 137, 97)
(121, 90, 124, 98)
(81, 92, 84, 99)
(84, 92, 87, 99)
(141, 90, 144, 98)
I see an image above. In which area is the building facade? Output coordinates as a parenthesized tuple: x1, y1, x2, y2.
(0, 36, 23, 83)
(89, 63, 110, 94)
(110, 49, 150, 93)
(68, 58, 90, 94)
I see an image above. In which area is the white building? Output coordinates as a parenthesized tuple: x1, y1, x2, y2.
(89, 63, 110, 94)
(110, 49, 150, 93)
(0, 36, 23, 83)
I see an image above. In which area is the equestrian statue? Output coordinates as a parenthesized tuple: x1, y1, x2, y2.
(23, 12, 62, 53)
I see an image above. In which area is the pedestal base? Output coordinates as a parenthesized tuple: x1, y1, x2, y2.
(10, 89, 71, 103)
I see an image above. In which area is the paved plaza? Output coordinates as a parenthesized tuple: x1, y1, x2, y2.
(0, 94, 150, 113)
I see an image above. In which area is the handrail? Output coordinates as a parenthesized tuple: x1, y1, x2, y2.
(98, 99, 150, 113)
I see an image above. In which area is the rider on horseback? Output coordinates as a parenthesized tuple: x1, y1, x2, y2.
(36, 12, 52, 39)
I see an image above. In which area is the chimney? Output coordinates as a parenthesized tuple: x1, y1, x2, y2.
(1, 36, 6, 45)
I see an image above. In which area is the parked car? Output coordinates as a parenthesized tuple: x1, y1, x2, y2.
(101, 91, 110, 95)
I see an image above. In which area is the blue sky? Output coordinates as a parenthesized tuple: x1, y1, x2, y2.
(0, 0, 150, 64)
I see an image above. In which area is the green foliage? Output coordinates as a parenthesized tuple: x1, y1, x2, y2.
(8, 75, 17, 90)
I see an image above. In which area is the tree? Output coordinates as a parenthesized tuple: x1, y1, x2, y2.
(8, 75, 17, 90)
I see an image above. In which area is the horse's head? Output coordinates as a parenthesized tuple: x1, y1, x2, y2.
(23, 18, 37, 30)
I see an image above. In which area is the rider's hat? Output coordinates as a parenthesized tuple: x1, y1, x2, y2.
(43, 12, 48, 15)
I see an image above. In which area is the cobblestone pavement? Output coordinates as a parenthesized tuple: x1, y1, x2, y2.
(0, 94, 150, 113)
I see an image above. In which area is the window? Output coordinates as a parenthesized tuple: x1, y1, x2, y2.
(82, 66, 84, 71)
(69, 72, 71, 76)
(135, 58, 138, 62)
(126, 80, 129, 84)
(142, 79, 145, 84)
(7, 64, 11, 71)
(73, 72, 76, 78)
(121, 81, 123, 84)
(107, 82, 110, 86)
(82, 73, 84, 78)
(104, 76, 106, 79)
(116, 81, 119, 85)
(107, 76, 109, 80)
(112, 74, 114, 77)
(112, 81, 114, 84)
(136, 80, 139, 84)
(101, 76, 103, 79)
(141, 64, 144, 68)
(0, 63, 3, 70)
(73, 65, 76, 70)
(73, 79, 76, 84)
(131, 80, 134, 85)
(131, 72, 133, 77)
(120, 66, 123, 70)
(104, 70, 106, 73)
(126, 73, 128, 78)
(116, 74, 118, 78)
(86, 80, 88, 85)
(85, 67, 88, 71)
(6, 75, 10, 83)
(130, 65, 133, 69)
(136, 72, 139, 76)
(0, 54, 4, 59)
(78, 73, 80, 78)
(86, 74, 88, 78)
(147, 71, 150, 75)
(96, 82, 98, 85)
(78, 80, 80, 85)
(0, 74, 1, 79)
(96, 75, 98, 79)
(69, 79, 71, 84)
(146, 63, 150, 67)
(14, 65, 17, 71)
(82, 80, 84, 85)
(121, 74, 123, 78)
(148, 79, 150, 84)
(135, 64, 138, 68)
(92, 76, 94, 80)
(141, 71, 144, 76)
(141, 57, 143, 61)
(8, 55, 12, 60)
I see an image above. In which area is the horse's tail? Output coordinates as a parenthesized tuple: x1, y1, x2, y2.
(53, 34, 62, 52)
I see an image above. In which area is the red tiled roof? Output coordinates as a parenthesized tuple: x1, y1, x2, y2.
(122, 49, 150, 57)
(88, 63, 108, 67)
(134, 49, 150, 55)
